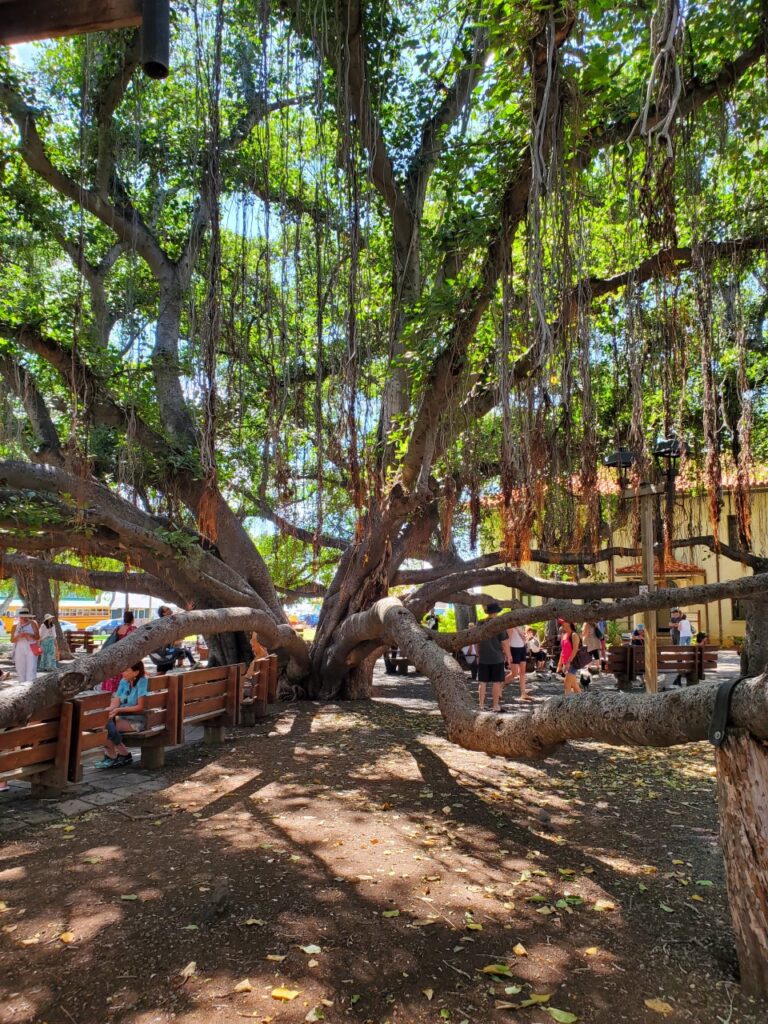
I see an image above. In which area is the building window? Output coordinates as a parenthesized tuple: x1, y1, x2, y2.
(732, 599, 745, 621)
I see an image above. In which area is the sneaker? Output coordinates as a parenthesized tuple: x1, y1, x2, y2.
(94, 756, 118, 769)
(108, 753, 134, 769)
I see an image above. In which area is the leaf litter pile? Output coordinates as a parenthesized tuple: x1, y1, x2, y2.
(0, 673, 765, 1024)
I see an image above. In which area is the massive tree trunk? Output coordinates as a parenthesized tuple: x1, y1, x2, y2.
(716, 730, 768, 1000)
(741, 596, 768, 676)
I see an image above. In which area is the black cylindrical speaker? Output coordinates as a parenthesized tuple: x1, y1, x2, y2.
(142, 0, 170, 79)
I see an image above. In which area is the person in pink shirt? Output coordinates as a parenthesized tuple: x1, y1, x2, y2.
(556, 620, 583, 695)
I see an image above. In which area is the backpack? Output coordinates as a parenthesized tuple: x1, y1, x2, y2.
(594, 625, 603, 640)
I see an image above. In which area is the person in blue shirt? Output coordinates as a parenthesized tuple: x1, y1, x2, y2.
(95, 662, 149, 769)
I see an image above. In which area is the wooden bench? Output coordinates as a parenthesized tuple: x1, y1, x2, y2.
(608, 644, 720, 690)
(177, 664, 240, 744)
(239, 654, 278, 724)
(0, 702, 73, 797)
(66, 630, 95, 654)
(68, 674, 180, 781)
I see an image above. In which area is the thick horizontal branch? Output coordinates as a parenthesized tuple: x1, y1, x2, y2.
(438, 572, 768, 652)
(0, 552, 182, 606)
(0, 607, 309, 728)
(376, 601, 768, 759)
(405, 566, 639, 617)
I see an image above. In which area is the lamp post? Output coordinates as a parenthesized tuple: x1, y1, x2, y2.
(605, 448, 662, 693)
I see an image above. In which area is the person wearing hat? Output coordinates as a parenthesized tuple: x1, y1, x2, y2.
(38, 613, 59, 671)
(476, 601, 512, 713)
(669, 607, 682, 645)
(631, 623, 645, 646)
(10, 607, 40, 682)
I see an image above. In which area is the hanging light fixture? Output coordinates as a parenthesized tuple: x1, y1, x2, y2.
(141, 0, 170, 79)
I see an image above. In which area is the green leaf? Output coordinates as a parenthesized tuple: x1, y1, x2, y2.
(544, 1009, 579, 1023)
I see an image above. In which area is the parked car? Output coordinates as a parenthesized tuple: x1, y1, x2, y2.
(86, 617, 123, 634)
(57, 619, 78, 633)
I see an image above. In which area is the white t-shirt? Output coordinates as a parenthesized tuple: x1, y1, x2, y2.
(678, 618, 693, 639)
(508, 625, 526, 649)
(39, 623, 56, 640)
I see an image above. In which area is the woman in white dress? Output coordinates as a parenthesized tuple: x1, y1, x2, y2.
(10, 607, 40, 682)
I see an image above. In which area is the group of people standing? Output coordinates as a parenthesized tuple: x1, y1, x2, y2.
(462, 603, 609, 712)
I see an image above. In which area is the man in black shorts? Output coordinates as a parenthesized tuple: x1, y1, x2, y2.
(476, 602, 512, 713)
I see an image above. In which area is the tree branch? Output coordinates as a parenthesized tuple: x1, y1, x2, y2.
(0, 607, 310, 728)
(0, 354, 63, 465)
(0, 78, 168, 278)
(0, 552, 183, 605)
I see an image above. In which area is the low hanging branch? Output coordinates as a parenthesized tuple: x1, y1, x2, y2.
(334, 598, 768, 759)
(0, 608, 310, 729)
(405, 565, 639, 617)
(435, 572, 768, 652)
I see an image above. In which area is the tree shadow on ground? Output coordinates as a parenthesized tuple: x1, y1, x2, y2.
(0, 686, 759, 1024)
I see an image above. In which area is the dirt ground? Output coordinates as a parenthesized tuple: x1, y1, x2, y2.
(0, 672, 765, 1024)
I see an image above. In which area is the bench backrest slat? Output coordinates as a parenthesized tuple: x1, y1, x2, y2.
(178, 663, 240, 732)
(0, 701, 72, 786)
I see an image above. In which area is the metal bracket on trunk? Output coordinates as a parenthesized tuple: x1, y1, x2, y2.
(709, 677, 747, 747)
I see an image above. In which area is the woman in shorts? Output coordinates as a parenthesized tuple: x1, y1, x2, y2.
(556, 621, 583, 695)
(95, 662, 149, 769)
(505, 623, 532, 700)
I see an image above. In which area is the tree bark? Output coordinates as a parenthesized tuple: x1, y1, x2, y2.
(741, 596, 768, 676)
(715, 731, 768, 999)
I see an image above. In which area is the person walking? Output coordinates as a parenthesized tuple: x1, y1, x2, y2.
(10, 607, 40, 682)
(100, 611, 138, 692)
(556, 620, 583, 695)
(461, 623, 478, 680)
(476, 602, 511, 713)
(678, 613, 693, 645)
(582, 620, 602, 686)
(506, 622, 531, 700)
(38, 613, 59, 671)
(669, 607, 682, 645)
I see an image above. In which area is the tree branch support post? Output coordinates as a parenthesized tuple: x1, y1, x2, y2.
(641, 486, 658, 692)
(716, 729, 768, 999)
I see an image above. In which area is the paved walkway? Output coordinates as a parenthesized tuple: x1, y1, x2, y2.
(0, 650, 743, 837)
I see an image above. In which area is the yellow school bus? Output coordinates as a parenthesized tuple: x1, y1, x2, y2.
(1, 599, 111, 632)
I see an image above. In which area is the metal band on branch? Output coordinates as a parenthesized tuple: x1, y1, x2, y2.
(709, 677, 747, 747)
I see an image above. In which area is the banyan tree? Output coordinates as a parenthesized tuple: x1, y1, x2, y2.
(1, 0, 768, 995)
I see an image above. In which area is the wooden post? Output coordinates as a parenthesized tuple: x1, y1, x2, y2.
(715, 731, 768, 999)
(639, 486, 658, 693)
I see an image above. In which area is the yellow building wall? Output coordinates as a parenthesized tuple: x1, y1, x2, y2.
(477, 488, 768, 644)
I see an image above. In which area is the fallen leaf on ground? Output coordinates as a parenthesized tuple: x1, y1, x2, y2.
(520, 993, 551, 1006)
(592, 899, 615, 912)
(422, 988, 434, 1001)
(544, 1009, 578, 1023)
(480, 964, 513, 976)
(644, 998, 674, 1015)
(120, 894, 139, 901)
(82, 857, 101, 865)
(513, 943, 527, 956)
(20, 936, 40, 946)
(300, 944, 322, 954)
(58, 932, 75, 944)
(305, 1008, 325, 1022)
(234, 979, 253, 993)
(271, 988, 301, 1001)
(584, 947, 599, 956)
(179, 961, 197, 981)
(382, 909, 400, 918)
(244, 918, 266, 926)
(659, 903, 674, 913)
(266, 954, 286, 962)
(307, 958, 319, 967)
